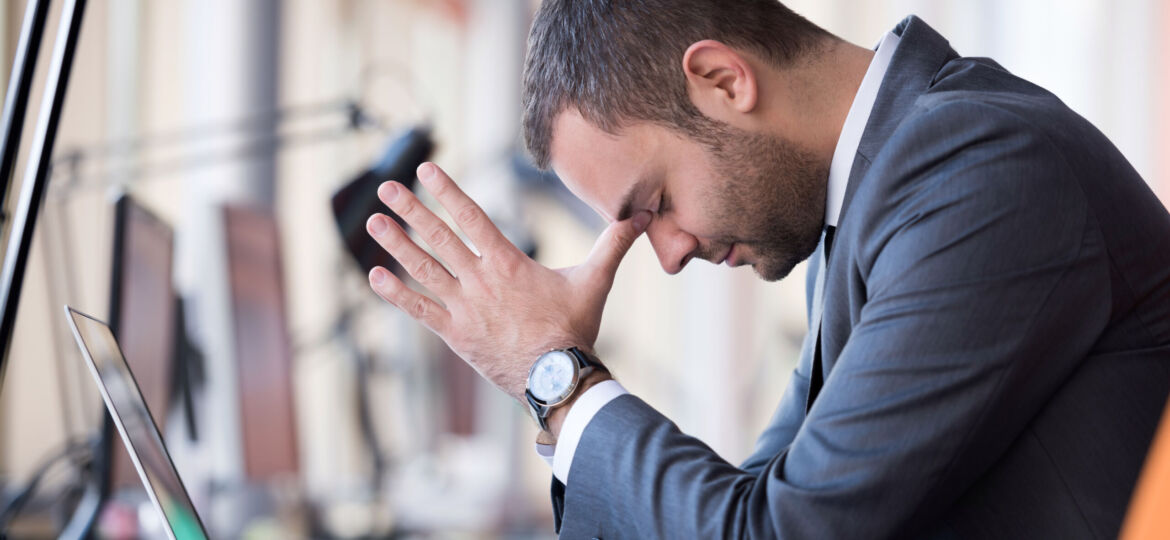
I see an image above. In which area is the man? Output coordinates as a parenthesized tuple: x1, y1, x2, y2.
(363, 0, 1170, 537)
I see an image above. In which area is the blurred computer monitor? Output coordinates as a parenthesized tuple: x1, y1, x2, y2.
(108, 194, 178, 491)
(223, 204, 299, 479)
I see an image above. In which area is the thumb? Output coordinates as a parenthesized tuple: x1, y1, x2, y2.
(580, 211, 651, 287)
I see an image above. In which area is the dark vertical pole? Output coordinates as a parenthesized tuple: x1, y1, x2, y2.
(0, 0, 51, 219)
(0, 0, 88, 386)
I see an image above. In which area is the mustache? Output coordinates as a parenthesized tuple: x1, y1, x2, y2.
(693, 241, 733, 263)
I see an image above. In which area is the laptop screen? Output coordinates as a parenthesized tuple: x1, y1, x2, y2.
(66, 307, 207, 540)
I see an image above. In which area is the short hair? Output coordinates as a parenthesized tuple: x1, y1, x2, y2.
(521, 0, 833, 169)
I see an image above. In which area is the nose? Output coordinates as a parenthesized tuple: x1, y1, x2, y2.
(646, 217, 698, 275)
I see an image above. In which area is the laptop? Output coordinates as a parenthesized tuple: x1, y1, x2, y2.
(65, 306, 209, 540)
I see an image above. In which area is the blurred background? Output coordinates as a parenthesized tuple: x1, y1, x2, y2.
(0, 0, 1165, 538)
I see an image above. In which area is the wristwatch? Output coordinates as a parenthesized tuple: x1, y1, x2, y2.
(524, 347, 606, 431)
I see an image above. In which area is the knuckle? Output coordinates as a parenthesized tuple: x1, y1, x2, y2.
(376, 281, 400, 304)
(454, 204, 481, 228)
(410, 297, 430, 319)
(496, 251, 524, 275)
(428, 226, 452, 249)
(396, 198, 418, 217)
(429, 180, 452, 200)
(613, 231, 633, 251)
(380, 275, 402, 296)
(412, 258, 438, 283)
(382, 227, 407, 251)
(621, 234, 636, 252)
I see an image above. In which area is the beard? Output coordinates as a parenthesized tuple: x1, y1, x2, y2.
(692, 121, 828, 281)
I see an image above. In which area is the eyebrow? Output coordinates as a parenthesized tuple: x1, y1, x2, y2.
(615, 177, 649, 222)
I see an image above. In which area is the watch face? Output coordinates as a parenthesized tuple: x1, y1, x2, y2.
(529, 350, 577, 403)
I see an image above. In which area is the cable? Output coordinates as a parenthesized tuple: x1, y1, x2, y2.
(53, 124, 365, 195)
(44, 97, 389, 198)
(0, 436, 94, 535)
(49, 98, 353, 168)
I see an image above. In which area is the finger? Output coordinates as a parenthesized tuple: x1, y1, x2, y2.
(581, 211, 651, 288)
(414, 162, 516, 258)
(369, 266, 450, 333)
(378, 181, 481, 272)
(367, 213, 459, 295)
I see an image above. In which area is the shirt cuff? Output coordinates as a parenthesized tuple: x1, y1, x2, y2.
(535, 441, 555, 468)
(531, 381, 629, 481)
(552, 380, 627, 483)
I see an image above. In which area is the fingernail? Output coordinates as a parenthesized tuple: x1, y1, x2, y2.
(369, 216, 388, 237)
(417, 163, 434, 182)
(632, 211, 651, 232)
(380, 182, 400, 203)
(371, 268, 386, 285)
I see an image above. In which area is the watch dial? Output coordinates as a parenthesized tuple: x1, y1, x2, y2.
(530, 351, 576, 402)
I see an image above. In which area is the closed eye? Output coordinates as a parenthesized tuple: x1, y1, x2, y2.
(657, 191, 671, 216)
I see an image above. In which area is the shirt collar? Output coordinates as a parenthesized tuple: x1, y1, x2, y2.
(824, 31, 902, 228)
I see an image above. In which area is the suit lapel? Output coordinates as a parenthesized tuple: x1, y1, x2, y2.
(837, 16, 960, 230)
(807, 16, 960, 409)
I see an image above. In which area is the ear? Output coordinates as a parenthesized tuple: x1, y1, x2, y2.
(682, 40, 759, 120)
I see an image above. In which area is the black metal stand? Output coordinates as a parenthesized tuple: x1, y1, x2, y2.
(0, 0, 51, 218)
(0, 0, 88, 384)
(0, 1, 94, 535)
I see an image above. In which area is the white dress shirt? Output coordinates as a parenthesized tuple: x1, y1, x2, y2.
(537, 31, 904, 484)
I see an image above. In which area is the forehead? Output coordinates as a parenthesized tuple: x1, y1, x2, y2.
(548, 109, 658, 222)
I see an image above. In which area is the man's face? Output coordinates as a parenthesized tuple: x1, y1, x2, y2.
(550, 109, 828, 281)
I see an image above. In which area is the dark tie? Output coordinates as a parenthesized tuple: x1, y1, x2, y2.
(806, 225, 836, 413)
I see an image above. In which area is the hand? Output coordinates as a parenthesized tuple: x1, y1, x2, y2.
(365, 163, 650, 402)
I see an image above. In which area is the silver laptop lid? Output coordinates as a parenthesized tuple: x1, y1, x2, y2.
(64, 306, 208, 540)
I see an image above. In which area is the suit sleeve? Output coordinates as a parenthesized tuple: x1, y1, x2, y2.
(554, 102, 1113, 539)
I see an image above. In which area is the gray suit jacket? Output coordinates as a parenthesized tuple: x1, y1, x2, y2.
(552, 16, 1170, 539)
